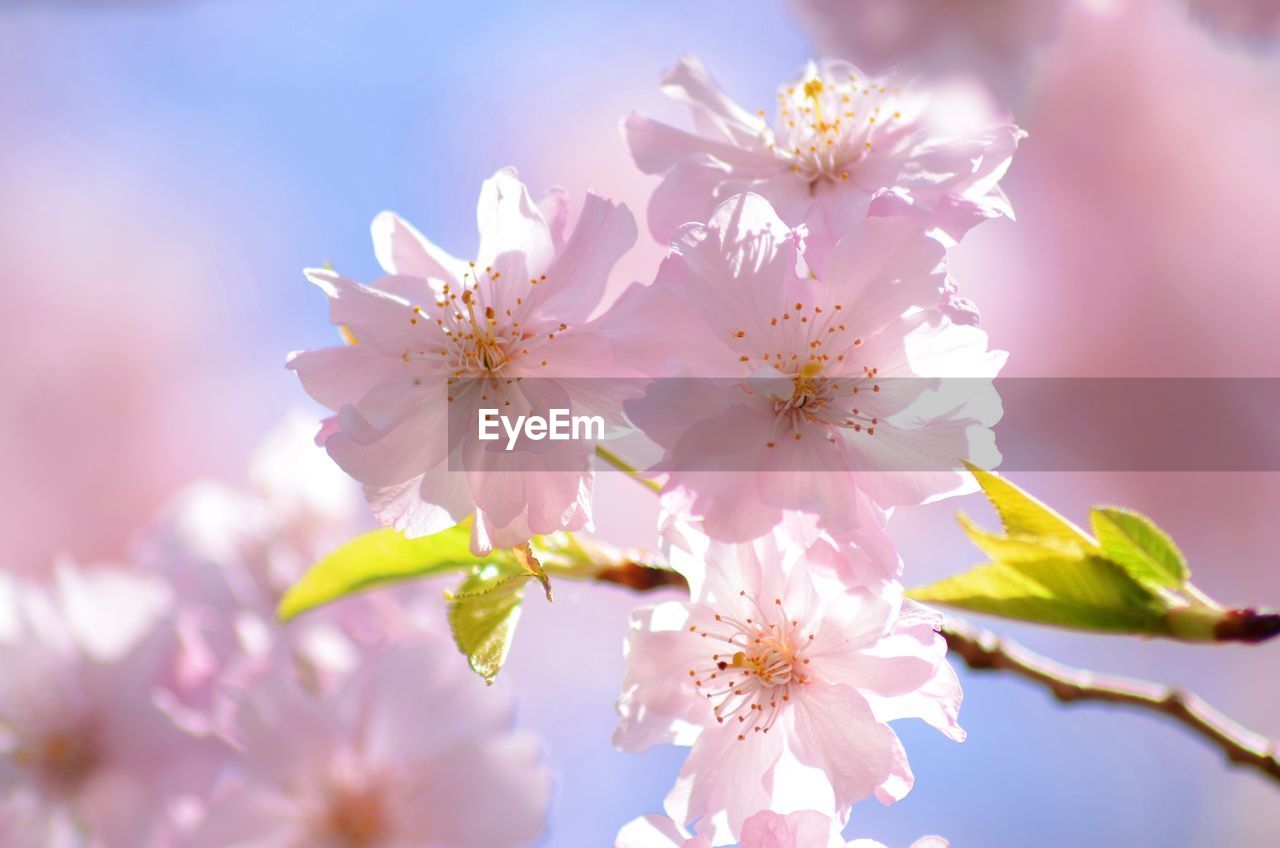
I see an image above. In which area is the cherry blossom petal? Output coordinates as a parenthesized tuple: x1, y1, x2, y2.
(665, 719, 787, 843)
(660, 55, 770, 148)
(302, 269, 423, 357)
(821, 218, 947, 336)
(371, 210, 468, 287)
(647, 155, 733, 245)
(739, 809, 844, 848)
(476, 167, 554, 273)
(624, 111, 757, 174)
(285, 345, 402, 414)
(538, 186, 571, 253)
(527, 190, 637, 324)
(789, 682, 900, 810)
(614, 602, 715, 752)
(325, 399, 446, 488)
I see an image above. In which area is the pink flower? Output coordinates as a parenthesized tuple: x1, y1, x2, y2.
(660, 502, 902, 600)
(288, 168, 637, 554)
(607, 193, 1004, 544)
(244, 411, 370, 594)
(140, 413, 365, 617)
(617, 810, 947, 848)
(786, 0, 1071, 107)
(190, 642, 551, 848)
(0, 563, 222, 847)
(616, 813, 712, 848)
(613, 529, 962, 845)
(1189, 0, 1280, 41)
(624, 56, 1022, 269)
(849, 838, 947, 848)
(0, 793, 58, 847)
(135, 415, 395, 732)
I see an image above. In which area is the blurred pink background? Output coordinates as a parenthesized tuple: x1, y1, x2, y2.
(2, 0, 1279, 844)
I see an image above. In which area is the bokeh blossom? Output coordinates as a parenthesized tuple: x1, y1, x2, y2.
(617, 809, 947, 848)
(1189, 0, 1280, 42)
(139, 413, 362, 621)
(613, 527, 962, 845)
(624, 55, 1022, 270)
(135, 415, 381, 732)
(290, 168, 637, 553)
(5, 0, 1280, 844)
(0, 793, 60, 847)
(609, 193, 1004, 544)
(0, 563, 222, 847)
(191, 642, 551, 848)
(785, 0, 1072, 107)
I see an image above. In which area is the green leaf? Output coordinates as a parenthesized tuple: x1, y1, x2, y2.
(965, 463, 1090, 545)
(277, 520, 640, 682)
(913, 469, 1169, 634)
(1091, 507, 1189, 589)
(277, 520, 518, 621)
(958, 512, 1091, 563)
(447, 564, 532, 683)
(442, 534, 625, 682)
(911, 469, 1248, 640)
(908, 553, 1169, 634)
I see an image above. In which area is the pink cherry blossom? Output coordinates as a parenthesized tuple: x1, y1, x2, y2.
(659, 501, 902, 603)
(616, 813, 710, 848)
(0, 563, 222, 848)
(624, 55, 1022, 269)
(245, 411, 370, 596)
(190, 642, 551, 848)
(0, 793, 61, 847)
(140, 413, 365, 618)
(288, 168, 637, 554)
(1189, 0, 1280, 41)
(613, 528, 962, 845)
(135, 415, 396, 733)
(617, 809, 947, 848)
(606, 192, 1004, 544)
(848, 838, 947, 848)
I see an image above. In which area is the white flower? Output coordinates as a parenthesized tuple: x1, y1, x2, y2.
(0, 563, 221, 847)
(617, 809, 948, 848)
(614, 528, 962, 845)
(191, 643, 551, 848)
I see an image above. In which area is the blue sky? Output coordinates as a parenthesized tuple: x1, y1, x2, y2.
(3, 2, 1276, 844)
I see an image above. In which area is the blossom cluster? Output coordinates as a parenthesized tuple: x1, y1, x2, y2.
(286, 53, 1019, 846)
(0, 418, 550, 847)
(1, 29, 1020, 846)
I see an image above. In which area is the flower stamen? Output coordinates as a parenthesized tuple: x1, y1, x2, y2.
(688, 592, 814, 739)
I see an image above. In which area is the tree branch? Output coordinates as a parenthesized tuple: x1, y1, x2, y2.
(942, 617, 1280, 785)
(594, 445, 662, 494)
(591, 559, 691, 592)
(570, 505, 1280, 787)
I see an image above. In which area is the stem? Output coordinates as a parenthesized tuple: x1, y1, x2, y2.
(592, 559, 691, 592)
(577, 452, 1280, 785)
(594, 445, 662, 494)
(942, 616, 1280, 785)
